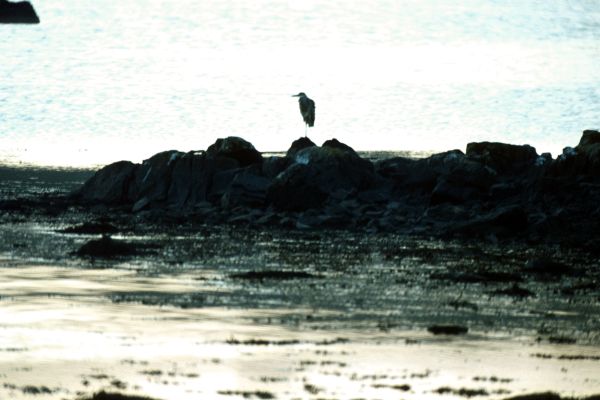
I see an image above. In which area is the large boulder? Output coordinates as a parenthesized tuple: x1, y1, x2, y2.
(0, 0, 39, 23)
(286, 137, 316, 158)
(75, 161, 138, 204)
(206, 136, 263, 167)
(267, 140, 375, 211)
(466, 141, 538, 174)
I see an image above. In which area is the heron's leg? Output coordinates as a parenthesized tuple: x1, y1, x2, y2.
(304, 124, 307, 137)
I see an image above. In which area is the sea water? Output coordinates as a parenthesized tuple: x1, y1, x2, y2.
(1, 0, 599, 167)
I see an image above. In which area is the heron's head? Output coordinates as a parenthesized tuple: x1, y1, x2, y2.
(292, 92, 307, 98)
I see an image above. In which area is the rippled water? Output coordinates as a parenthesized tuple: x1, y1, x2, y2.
(1, 0, 599, 167)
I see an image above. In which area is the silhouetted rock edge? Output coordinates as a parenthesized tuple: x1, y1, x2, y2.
(70, 131, 600, 246)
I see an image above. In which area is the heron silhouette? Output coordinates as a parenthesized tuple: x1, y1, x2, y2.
(292, 92, 315, 136)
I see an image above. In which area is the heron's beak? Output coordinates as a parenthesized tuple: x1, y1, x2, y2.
(291, 94, 298, 97)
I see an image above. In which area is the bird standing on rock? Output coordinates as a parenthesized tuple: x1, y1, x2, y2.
(292, 92, 315, 136)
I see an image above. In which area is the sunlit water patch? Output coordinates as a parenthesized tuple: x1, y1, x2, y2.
(1, 0, 599, 167)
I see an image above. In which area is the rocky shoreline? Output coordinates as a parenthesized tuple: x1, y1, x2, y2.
(64, 130, 600, 249)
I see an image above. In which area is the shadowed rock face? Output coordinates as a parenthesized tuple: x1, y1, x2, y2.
(71, 130, 600, 244)
(0, 0, 39, 23)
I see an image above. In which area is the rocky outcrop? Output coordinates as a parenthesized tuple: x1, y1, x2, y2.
(0, 0, 39, 23)
(547, 130, 600, 177)
(72, 130, 600, 245)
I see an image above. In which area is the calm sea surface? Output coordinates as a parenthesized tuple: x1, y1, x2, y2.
(1, 0, 599, 167)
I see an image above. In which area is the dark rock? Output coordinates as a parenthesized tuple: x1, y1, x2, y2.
(206, 136, 262, 167)
(489, 182, 520, 199)
(266, 163, 329, 212)
(83, 391, 159, 400)
(453, 205, 528, 238)
(427, 325, 468, 335)
(525, 258, 572, 276)
(74, 235, 153, 258)
(262, 156, 291, 179)
(75, 161, 138, 204)
(130, 150, 183, 210)
(322, 138, 356, 153)
(294, 140, 375, 191)
(221, 169, 270, 208)
(166, 151, 211, 208)
(466, 141, 538, 174)
(377, 150, 493, 200)
(286, 136, 316, 158)
(59, 221, 119, 235)
(0, 0, 39, 23)
(208, 168, 244, 203)
(579, 129, 600, 147)
(430, 177, 482, 205)
(547, 130, 600, 177)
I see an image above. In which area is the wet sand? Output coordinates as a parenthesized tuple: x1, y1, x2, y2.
(2, 266, 600, 400)
(1, 166, 599, 399)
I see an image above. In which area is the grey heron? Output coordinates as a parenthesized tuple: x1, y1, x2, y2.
(292, 92, 315, 136)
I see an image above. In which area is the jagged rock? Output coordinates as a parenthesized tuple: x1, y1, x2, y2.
(221, 168, 270, 208)
(267, 163, 328, 211)
(546, 130, 600, 178)
(452, 205, 528, 237)
(286, 136, 316, 158)
(466, 141, 538, 174)
(0, 0, 39, 23)
(262, 156, 291, 179)
(131, 150, 183, 210)
(268, 139, 375, 211)
(430, 177, 482, 205)
(166, 151, 211, 208)
(75, 161, 138, 204)
(206, 136, 262, 167)
(70, 131, 600, 244)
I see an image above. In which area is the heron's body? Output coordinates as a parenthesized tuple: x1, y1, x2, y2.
(292, 92, 315, 135)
